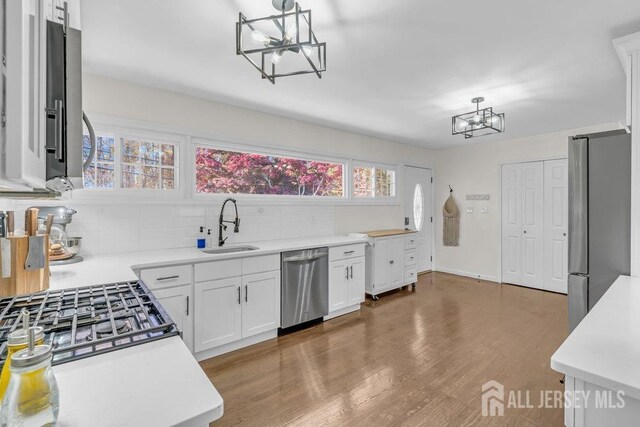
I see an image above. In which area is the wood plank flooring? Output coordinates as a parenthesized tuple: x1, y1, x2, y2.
(200, 272, 567, 426)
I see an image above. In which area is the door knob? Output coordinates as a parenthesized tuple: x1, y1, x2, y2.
(523, 230, 527, 234)
(563, 233, 567, 236)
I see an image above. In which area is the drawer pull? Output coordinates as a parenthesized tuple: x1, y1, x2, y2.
(344, 250, 355, 255)
(156, 275, 179, 281)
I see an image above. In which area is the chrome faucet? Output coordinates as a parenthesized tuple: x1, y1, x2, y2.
(219, 198, 240, 246)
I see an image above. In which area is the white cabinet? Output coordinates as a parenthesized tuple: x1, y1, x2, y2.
(348, 258, 365, 305)
(241, 271, 280, 338)
(194, 277, 242, 352)
(327, 243, 366, 317)
(328, 257, 365, 313)
(366, 234, 418, 299)
(193, 257, 280, 354)
(1, 0, 47, 191)
(153, 285, 194, 353)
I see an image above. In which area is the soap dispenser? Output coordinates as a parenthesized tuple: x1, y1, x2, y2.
(197, 226, 206, 249)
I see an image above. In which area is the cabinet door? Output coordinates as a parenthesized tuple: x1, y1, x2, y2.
(153, 285, 193, 353)
(372, 238, 390, 291)
(388, 237, 405, 288)
(348, 258, 365, 305)
(241, 271, 280, 338)
(2, 0, 47, 190)
(194, 277, 242, 352)
(329, 261, 348, 312)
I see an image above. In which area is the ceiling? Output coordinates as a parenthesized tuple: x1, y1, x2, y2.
(81, 0, 640, 149)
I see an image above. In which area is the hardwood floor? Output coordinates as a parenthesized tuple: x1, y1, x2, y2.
(200, 272, 568, 426)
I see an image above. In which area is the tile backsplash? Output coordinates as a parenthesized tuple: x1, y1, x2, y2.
(10, 200, 336, 256)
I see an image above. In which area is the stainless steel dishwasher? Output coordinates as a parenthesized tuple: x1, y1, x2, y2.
(281, 247, 329, 329)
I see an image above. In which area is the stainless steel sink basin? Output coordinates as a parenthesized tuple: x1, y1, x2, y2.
(201, 245, 259, 254)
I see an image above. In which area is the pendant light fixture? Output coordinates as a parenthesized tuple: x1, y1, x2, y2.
(452, 97, 505, 139)
(236, 0, 326, 84)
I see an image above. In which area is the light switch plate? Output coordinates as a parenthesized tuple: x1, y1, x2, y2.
(480, 208, 488, 214)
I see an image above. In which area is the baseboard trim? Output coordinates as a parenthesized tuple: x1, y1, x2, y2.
(435, 267, 498, 283)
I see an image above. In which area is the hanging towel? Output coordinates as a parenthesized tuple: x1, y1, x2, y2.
(443, 194, 460, 247)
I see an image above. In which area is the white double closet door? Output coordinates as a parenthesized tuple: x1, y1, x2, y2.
(501, 159, 568, 293)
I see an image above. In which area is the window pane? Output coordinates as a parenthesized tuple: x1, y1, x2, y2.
(96, 163, 114, 188)
(375, 169, 395, 197)
(122, 139, 140, 163)
(122, 165, 141, 188)
(162, 144, 175, 167)
(83, 135, 115, 189)
(162, 169, 175, 190)
(97, 137, 115, 161)
(353, 167, 374, 197)
(195, 147, 344, 197)
(414, 184, 424, 231)
(140, 141, 160, 166)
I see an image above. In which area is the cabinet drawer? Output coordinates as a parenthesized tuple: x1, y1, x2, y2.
(140, 265, 192, 290)
(329, 244, 365, 261)
(405, 266, 418, 283)
(194, 259, 242, 282)
(242, 254, 280, 275)
(405, 249, 417, 266)
(405, 235, 417, 249)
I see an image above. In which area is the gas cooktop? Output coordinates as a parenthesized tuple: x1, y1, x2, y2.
(0, 281, 179, 369)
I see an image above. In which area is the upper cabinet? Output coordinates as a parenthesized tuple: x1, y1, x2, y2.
(0, 0, 82, 193)
(1, 0, 47, 191)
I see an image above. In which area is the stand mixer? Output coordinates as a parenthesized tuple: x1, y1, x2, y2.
(31, 206, 83, 266)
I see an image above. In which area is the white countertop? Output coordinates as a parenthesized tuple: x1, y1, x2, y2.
(50, 235, 367, 289)
(53, 337, 223, 427)
(551, 275, 640, 400)
(46, 235, 365, 426)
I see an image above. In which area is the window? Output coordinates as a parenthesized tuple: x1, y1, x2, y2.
(195, 146, 344, 197)
(121, 139, 176, 190)
(82, 132, 179, 190)
(83, 135, 115, 188)
(352, 164, 396, 198)
(414, 183, 424, 231)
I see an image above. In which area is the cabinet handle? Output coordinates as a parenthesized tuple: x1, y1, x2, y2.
(345, 267, 349, 280)
(237, 287, 241, 305)
(344, 250, 355, 255)
(389, 260, 394, 265)
(245, 285, 248, 302)
(156, 275, 179, 281)
(350, 265, 353, 279)
(185, 296, 190, 316)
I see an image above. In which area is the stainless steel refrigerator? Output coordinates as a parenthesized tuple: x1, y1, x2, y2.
(568, 129, 631, 332)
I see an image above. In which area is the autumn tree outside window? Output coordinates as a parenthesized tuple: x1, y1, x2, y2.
(195, 146, 344, 197)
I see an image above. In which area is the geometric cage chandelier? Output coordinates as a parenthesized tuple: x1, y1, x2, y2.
(236, 0, 326, 84)
(451, 97, 505, 139)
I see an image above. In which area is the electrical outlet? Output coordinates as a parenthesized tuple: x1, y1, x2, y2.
(466, 207, 473, 214)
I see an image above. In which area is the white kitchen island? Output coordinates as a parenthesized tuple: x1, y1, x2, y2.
(551, 275, 640, 426)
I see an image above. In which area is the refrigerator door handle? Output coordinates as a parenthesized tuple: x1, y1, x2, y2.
(568, 137, 589, 274)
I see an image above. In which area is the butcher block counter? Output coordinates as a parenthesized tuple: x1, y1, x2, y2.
(363, 229, 417, 238)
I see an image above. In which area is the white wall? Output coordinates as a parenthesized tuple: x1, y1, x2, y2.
(434, 122, 621, 282)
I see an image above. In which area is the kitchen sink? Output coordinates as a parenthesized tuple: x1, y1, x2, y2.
(201, 245, 259, 254)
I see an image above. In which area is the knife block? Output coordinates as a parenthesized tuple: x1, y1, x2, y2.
(0, 235, 50, 298)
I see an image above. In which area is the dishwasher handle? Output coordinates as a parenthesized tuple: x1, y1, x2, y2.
(283, 253, 328, 263)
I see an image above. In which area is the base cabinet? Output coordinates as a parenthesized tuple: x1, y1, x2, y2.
(366, 234, 419, 297)
(194, 278, 242, 352)
(241, 271, 280, 338)
(194, 270, 280, 353)
(328, 257, 365, 312)
(153, 284, 194, 353)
